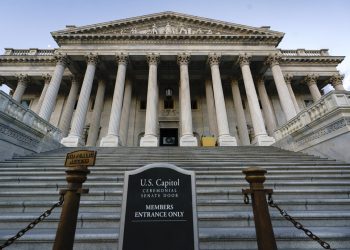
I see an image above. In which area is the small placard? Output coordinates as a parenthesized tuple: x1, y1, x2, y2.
(64, 150, 96, 167)
(119, 163, 199, 250)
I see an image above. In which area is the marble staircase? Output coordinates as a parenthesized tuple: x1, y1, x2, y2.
(0, 146, 349, 249)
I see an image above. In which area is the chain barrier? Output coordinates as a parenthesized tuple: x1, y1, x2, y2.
(267, 194, 335, 250)
(0, 195, 64, 249)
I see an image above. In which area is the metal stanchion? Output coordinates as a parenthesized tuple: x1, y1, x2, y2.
(53, 165, 90, 250)
(242, 167, 277, 250)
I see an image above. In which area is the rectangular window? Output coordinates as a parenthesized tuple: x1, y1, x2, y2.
(164, 99, 174, 109)
(304, 99, 313, 107)
(191, 100, 198, 110)
(140, 100, 146, 110)
(21, 99, 31, 108)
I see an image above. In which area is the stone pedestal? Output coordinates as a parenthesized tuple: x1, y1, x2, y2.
(218, 135, 237, 146)
(140, 135, 158, 147)
(99, 135, 121, 147)
(59, 135, 84, 147)
(252, 134, 276, 146)
(180, 135, 198, 147)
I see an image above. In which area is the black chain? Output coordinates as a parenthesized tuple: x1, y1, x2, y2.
(0, 195, 64, 249)
(267, 194, 335, 250)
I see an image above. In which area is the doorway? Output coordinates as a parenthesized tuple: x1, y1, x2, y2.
(159, 128, 178, 146)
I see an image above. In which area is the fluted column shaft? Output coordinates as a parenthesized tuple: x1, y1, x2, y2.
(256, 78, 277, 136)
(208, 54, 236, 146)
(239, 54, 274, 146)
(140, 54, 160, 147)
(119, 79, 132, 146)
(266, 54, 297, 120)
(39, 53, 69, 121)
(145, 56, 158, 136)
(34, 74, 51, 113)
(205, 79, 218, 137)
(86, 79, 106, 146)
(284, 74, 300, 112)
(58, 77, 80, 137)
(178, 53, 197, 146)
(13, 74, 29, 102)
(231, 79, 250, 145)
(330, 74, 345, 91)
(61, 53, 98, 147)
(100, 53, 128, 147)
(305, 74, 321, 101)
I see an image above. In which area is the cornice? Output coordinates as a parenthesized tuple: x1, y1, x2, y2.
(0, 56, 56, 64)
(281, 56, 344, 64)
(52, 34, 282, 46)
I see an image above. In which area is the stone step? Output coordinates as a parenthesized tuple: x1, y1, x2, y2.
(1, 180, 350, 192)
(0, 227, 348, 250)
(0, 210, 349, 229)
(1, 198, 349, 213)
(0, 188, 349, 201)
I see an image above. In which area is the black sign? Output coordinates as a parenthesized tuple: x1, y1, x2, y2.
(119, 163, 198, 250)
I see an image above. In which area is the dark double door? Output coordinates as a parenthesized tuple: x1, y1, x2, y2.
(159, 128, 178, 146)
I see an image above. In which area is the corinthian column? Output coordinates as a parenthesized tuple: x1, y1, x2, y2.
(100, 53, 128, 147)
(140, 53, 159, 147)
(266, 53, 297, 120)
(39, 53, 69, 121)
(208, 53, 237, 146)
(13, 74, 29, 102)
(177, 53, 197, 146)
(61, 53, 98, 147)
(330, 73, 345, 91)
(231, 79, 250, 145)
(256, 77, 277, 136)
(86, 79, 106, 146)
(119, 78, 132, 146)
(58, 76, 80, 137)
(304, 74, 321, 101)
(284, 74, 300, 112)
(205, 79, 218, 137)
(238, 54, 275, 146)
(34, 74, 51, 113)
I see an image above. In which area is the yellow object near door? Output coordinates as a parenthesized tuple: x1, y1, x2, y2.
(201, 136, 216, 147)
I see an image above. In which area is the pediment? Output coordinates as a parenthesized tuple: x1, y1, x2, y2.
(52, 11, 284, 45)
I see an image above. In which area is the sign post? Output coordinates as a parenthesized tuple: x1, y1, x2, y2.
(119, 163, 199, 250)
(53, 150, 96, 250)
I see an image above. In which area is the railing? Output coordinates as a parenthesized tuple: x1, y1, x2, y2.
(0, 91, 62, 141)
(280, 49, 329, 57)
(274, 90, 350, 140)
(3, 48, 56, 56)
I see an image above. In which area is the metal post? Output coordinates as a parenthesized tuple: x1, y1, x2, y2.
(53, 166, 90, 250)
(242, 167, 277, 250)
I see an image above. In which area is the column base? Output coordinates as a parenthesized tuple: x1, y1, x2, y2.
(99, 135, 121, 147)
(61, 135, 84, 147)
(140, 135, 158, 147)
(252, 134, 275, 146)
(180, 135, 198, 147)
(218, 135, 237, 146)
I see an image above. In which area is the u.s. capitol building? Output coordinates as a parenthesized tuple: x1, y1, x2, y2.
(0, 11, 348, 161)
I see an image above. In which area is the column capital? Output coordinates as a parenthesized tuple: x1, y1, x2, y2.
(329, 73, 344, 87)
(42, 73, 52, 83)
(265, 53, 282, 67)
(86, 53, 99, 65)
(238, 53, 251, 66)
(177, 52, 191, 65)
(284, 74, 293, 85)
(208, 53, 221, 66)
(116, 52, 129, 66)
(15, 74, 29, 83)
(146, 53, 160, 65)
(304, 74, 319, 87)
(54, 52, 70, 67)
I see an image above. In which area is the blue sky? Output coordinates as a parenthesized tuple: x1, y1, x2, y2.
(0, 0, 349, 89)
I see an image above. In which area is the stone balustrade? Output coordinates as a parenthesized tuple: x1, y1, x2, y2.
(0, 91, 62, 141)
(274, 90, 350, 140)
(4, 48, 56, 56)
(280, 49, 329, 57)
